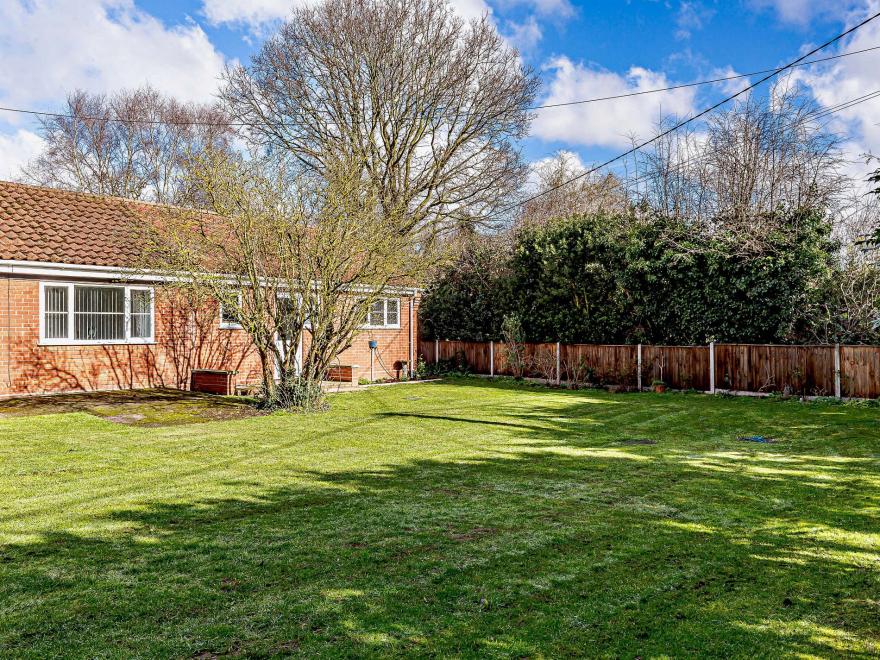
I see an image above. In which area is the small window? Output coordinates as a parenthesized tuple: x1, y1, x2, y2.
(219, 293, 242, 328)
(40, 283, 154, 344)
(44, 285, 68, 339)
(130, 289, 153, 339)
(364, 298, 401, 328)
(368, 300, 385, 326)
(386, 299, 399, 326)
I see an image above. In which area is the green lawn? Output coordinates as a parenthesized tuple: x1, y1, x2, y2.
(1, 380, 878, 658)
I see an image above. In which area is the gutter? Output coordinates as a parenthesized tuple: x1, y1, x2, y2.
(0, 259, 422, 296)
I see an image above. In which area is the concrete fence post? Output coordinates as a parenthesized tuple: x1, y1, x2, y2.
(490, 341, 495, 377)
(834, 343, 842, 399)
(709, 342, 716, 394)
(637, 344, 643, 391)
(435, 339, 439, 364)
(556, 342, 561, 385)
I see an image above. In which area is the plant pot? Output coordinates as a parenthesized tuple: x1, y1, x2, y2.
(653, 384, 667, 394)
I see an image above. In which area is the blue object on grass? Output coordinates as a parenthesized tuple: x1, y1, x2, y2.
(738, 435, 774, 443)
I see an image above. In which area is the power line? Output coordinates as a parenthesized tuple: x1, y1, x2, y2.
(532, 44, 880, 110)
(496, 9, 880, 217)
(0, 44, 878, 128)
(617, 89, 880, 190)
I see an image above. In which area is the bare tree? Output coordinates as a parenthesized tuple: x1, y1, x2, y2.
(520, 151, 629, 227)
(807, 257, 880, 344)
(631, 82, 848, 251)
(221, 0, 538, 237)
(145, 149, 432, 410)
(22, 86, 233, 204)
(866, 157, 880, 247)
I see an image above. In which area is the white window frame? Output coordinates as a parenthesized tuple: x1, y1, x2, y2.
(38, 281, 155, 346)
(219, 292, 243, 330)
(361, 297, 401, 329)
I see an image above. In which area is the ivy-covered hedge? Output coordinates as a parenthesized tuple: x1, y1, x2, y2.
(420, 212, 837, 344)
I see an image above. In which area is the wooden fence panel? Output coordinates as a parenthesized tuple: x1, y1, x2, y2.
(714, 344, 836, 396)
(490, 341, 558, 377)
(559, 344, 639, 386)
(493, 341, 509, 375)
(841, 346, 880, 399)
(434, 340, 492, 373)
(418, 339, 436, 365)
(642, 346, 710, 391)
(422, 339, 880, 398)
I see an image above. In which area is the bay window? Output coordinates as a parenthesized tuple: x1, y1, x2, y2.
(40, 283, 155, 344)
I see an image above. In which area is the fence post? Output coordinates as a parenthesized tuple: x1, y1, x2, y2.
(637, 344, 643, 391)
(490, 341, 495, 377)
(834, 343, 842, 399)
(556, 342, 561, 385)
(709, 342, 716, 394)
(435, 339, 439, 364)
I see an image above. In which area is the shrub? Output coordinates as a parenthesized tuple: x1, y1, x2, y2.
(261, 377, 328, 412)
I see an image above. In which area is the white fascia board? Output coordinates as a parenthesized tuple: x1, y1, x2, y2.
(0, 259, 422, 295)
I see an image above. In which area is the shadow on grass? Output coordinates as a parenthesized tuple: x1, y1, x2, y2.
(2, 432, 878, 657)
(0, 388, 260, 426)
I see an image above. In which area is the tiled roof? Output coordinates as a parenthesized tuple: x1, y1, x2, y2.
(0, 181, 159, 268)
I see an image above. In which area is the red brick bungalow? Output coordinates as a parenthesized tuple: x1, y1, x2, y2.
(0, 181, 420, 397)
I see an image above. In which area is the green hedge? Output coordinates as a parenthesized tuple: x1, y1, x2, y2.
(421, 212, 836, 345)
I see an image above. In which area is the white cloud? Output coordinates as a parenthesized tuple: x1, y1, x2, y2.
(675, 1, 715, 40)
(0, 129, 44, 181)
(746, 0, 864, 25)
(202, 0, 307, 27)
(709, 65, 752, 98)
(526, 149, 585, 190)
(450, 0, 493, 22)
(532, 57, 699, 149)
(0, 0, 227, 108)
(519, 0, 574, 19)
(505, 16, 542, 54)
(791, 1, 880, 162)
(203, 0, 493, 27)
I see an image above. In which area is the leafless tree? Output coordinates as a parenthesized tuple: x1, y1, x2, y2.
(22, 86, 234, 204)
(630, 82, 848, 251)
(145, 149, 434, 410)
(806, 256, 880, 344)
(520, 151, 629, 227)
(221, 0, 538, 237)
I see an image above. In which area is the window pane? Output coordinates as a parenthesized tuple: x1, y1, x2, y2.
(131, 289, 150, 314)
(386, 299, 399, 326)
(74, 286, 125, 341)
(44, 286, 68, 339)
(130, 290, 152, 339)
(220, 295, 239, 324)
(369, 300, 385, 326)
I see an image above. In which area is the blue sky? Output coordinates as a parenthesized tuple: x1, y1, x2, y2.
(1, 0, 879, 181)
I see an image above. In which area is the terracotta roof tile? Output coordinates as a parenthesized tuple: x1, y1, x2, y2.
(0, 181, 165, 268)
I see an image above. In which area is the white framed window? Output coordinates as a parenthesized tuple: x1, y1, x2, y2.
(363, 298, 400, 329)
(39, 282, 155, 345)
(219, 293, 243, 329)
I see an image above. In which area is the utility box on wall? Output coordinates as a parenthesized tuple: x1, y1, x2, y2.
(191, 369, 237, 395)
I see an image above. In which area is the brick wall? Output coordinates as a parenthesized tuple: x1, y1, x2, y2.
(0, 277, 262, 397)
(314, 296, 419, 383)
(0, 276, 420, 396)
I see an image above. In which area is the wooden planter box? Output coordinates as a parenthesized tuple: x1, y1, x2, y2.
(191, 369, 237, 395)
(327, 365, 354, 383)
